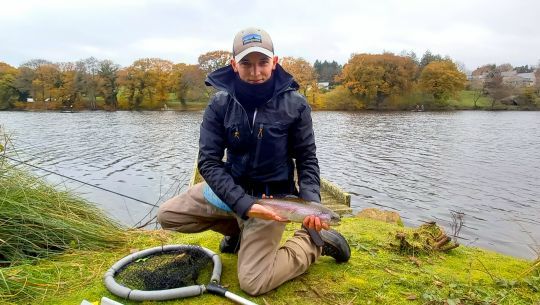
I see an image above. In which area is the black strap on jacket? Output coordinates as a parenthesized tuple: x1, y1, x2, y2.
(240, 180, 297, 197)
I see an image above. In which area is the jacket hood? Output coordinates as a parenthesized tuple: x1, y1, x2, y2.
(205, 63, 299, 98)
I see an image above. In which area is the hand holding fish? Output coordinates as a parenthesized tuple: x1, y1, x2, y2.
(246, 203, 289, 222)
(303, 215, 329, 232)
(249, 195, 341, 230)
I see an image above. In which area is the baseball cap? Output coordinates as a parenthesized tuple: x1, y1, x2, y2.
(232, 27, 274, 62)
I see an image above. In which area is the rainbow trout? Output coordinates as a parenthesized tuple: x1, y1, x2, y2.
(256, 198, 341, 225)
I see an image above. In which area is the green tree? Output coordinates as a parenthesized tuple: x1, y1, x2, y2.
(399, 50, 419, 65)
(97, 60, 120, 109)
(313, 60, 342, 85)
(338, 53, 417, 109)
(419, 60, 467, 103)
(419, 50, 442, 70)
(13, 67, 34, 102)
(119, 59, 151, 109)
(514, 65, 534, 73)
(76, 57, 100, 110)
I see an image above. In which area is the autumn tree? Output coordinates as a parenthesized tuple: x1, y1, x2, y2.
(419, 60, 467, 103)
(497, 63, 513, 72)
(19, 59, 55, 102)
(280, 57, 318, 96)
(338, 53, 417, 109)
(472, 64, 496, 77)
(150, 58, 174, 106)
(198, 50, 232, 75)
(33, 63, 62, 108)
(118, 58, 174, 109)
(0, 62, 18, 109)
(171, 63, 207, 105)
(57, 61, 81, 108)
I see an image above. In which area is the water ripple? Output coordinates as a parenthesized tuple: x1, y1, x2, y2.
(1, 110, 539, 259)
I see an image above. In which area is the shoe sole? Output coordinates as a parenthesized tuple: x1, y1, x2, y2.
(321, 229, 351, 262)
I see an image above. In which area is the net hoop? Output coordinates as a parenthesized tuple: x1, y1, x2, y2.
(104, 244, 222, 301)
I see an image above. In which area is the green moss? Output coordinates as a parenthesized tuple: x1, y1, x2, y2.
(1, 218, 536, 305)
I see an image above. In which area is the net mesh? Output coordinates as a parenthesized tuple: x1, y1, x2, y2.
(115, 247, 212, 291)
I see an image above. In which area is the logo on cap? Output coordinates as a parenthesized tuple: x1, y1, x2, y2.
(242, 34, 262, 45)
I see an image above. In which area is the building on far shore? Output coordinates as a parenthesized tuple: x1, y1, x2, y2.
(317, 82, 330, 90)
(472, 69, 537, 87)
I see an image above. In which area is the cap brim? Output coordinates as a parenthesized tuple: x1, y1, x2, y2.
(234, 46, 274, 62)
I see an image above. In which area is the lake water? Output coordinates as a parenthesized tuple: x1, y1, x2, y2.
(1, 110, 539, 259)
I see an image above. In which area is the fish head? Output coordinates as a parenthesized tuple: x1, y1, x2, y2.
(329, 212, 341, 226)
(319, 210, 341, 226)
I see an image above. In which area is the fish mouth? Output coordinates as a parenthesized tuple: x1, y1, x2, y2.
(330, 215, 341, 226)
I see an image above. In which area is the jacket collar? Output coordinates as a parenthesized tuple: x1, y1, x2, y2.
(205, 63, 299, 98)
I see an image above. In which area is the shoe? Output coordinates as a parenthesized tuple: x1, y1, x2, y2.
(320, 229, 351, 263)
(219, 235, 241, 254)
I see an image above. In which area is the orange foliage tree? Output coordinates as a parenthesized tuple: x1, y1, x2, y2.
(280, 56, 318, 99)
(419, 60, 467, 102)
(198, 50, 232, 75)
(0, 62, 18, 109)
(338, 53, 417, 109)
(171, 63, 207, 105)
(118, 58, 173, 109)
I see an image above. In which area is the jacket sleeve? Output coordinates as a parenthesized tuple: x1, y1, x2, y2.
(197, 97, 256, 219)
(291, 102, 321, 203)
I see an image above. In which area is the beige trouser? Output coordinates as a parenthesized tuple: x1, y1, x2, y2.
(157, 182, 322, 296)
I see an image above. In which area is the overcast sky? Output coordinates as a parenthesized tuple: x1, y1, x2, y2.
(1, 0, 539, 71)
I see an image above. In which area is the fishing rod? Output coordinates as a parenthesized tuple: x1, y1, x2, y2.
(2, 141, 189, 227)
(4, 155, 159, 208)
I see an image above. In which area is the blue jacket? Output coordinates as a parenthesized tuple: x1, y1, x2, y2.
(198, 64, 320, 219)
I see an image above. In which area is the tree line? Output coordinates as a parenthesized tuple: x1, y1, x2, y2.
(1, 50, 539, 111)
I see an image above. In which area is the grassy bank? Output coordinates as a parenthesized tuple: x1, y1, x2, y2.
(3, 219, 538, 305)
(2, 219, 539, 304)
(1, 160, 539, 304)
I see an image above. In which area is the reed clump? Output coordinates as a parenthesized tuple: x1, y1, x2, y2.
(1, 142, 127, 301)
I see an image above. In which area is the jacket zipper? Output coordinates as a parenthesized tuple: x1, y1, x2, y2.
(229, 89, 293, 170)
(253, 123, 264, 168)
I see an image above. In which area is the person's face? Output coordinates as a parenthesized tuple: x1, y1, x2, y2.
(231, 52, 278, 84)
